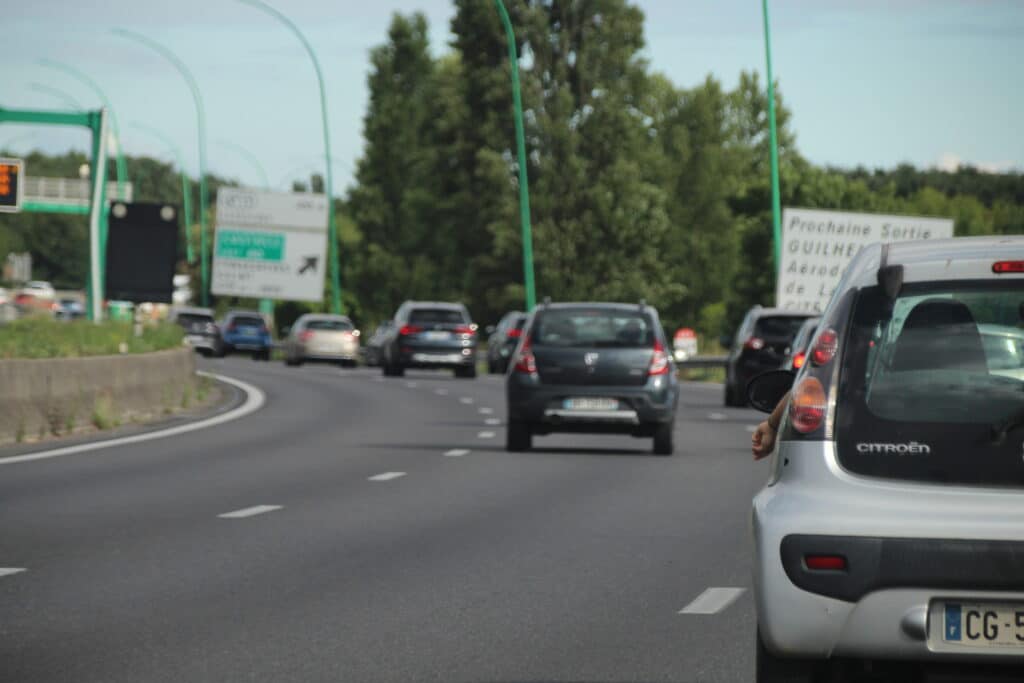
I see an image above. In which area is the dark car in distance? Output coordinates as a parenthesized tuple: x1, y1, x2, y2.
(361, 322, 392, 367)
(485, 311, 527, 374)
(169, 306, 222, 356)
(722, 306, 813, 406)
(505, 301, 679, 455)
(219, 310, 272, 360)
(779, 316, 821, 372)
(379, 301, 478, 378)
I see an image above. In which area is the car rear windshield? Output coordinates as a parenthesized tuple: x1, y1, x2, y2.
(306, 319, 353, 331)
(231, 316, 266, 328)
(754, 315, 809, 340)
(835, 280, 1024, 487)
(533, 308, 655, 348)
(408, 308, 467, 324)
(176, 313, 212, 327)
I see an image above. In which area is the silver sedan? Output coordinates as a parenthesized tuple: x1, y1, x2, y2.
(284, 314, 360, 367)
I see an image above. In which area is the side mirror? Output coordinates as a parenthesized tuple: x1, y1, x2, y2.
(485, 325, 496, 335)
(746, 370, 795, 414)
(719, 334, 733, 349)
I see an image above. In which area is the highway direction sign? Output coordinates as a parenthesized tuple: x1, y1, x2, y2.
(0, 158, 24, 213)
(211, 188, 328, 302)
(776, 207, 954, 313)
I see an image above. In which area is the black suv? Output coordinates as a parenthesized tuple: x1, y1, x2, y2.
(380, 301, 479, 378)
(722, 306, 813, 406)
(505, 302, 679, 455)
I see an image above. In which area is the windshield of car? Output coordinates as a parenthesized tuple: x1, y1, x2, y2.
(836, 281, 1024, 486)
(306, 319, 353, 332)
(408, 308, 467, 324)
(176, 314, 213, 327)
(533, 308, 655, 348)
(754, 315, 809, 341)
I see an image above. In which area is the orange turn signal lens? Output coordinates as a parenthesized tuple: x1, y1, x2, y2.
(790, 377, 826, 434)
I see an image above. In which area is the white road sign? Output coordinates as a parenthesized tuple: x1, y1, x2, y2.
(776, 207, 954, 313)
(211, 188, 328, 302)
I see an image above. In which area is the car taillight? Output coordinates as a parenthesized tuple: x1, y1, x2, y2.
(454, 325, 476, 336)
(399, 325, 422, 336)
(513, 337, 537, 374)
(993, 261, 1024, 274)
(792, 351, 806, 370)
(299, 331, 314, 342)
(507, 328, 523, 339)
(743, 336, 765, 351)
(804, 555, 847, 571)
(648, 340, 670, 376)
(810, 328, 838, 366)
(790, 377, 827, 434)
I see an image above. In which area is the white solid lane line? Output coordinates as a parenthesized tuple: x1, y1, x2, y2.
(444, 449, 470, 457)
(477, 431, 496, 439)
(708, 412, 727, 421)
(218, 505, 283, 519)
(459, 397, 475, 404)
(678, 587, 746, 615)
(478, 407, 493, 415)
(0, 371, 266, 467)
(0, 568, 26, 579)
(484, 418, 501, 426)
(368, 471, 407, 481)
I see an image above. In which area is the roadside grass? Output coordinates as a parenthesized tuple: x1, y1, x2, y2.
(0, 319, 183, 359)
(91, 394, 120, 430)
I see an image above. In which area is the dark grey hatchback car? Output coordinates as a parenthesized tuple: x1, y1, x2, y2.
(380, 301, 479, 378)
(505, 302, 679, 455)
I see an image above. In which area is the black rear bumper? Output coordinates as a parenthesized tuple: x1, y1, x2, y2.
(781, 534, 1024, 603)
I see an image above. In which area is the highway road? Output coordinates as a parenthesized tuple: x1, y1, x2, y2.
(0, 356, 769, 683)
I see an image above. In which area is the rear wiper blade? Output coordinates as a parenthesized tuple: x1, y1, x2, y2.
(990, 406, 1024, 445)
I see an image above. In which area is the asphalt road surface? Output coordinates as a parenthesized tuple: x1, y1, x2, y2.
(0, 356, 769, 683)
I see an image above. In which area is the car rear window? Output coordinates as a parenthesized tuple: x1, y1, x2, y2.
(231, 316, 266, 328)
(754, 315, 809, 340)
(176, 313, 213, 327)
(533, 308, 655, 348)
(512, 316, 527, 330)
(306, 319, 353, 331)
(835, 280, 1024, 487)
(408, 308, 467, 324)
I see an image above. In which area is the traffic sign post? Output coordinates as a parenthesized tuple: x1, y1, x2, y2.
(0, 158, 24, 213)
(211, 188, 328, 302)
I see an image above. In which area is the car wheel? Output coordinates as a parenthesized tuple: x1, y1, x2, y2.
(652, 422, 674, 456)
(756, 629, 819, 683)
(724, 380, 744, 407)
(216, 345, 229, 358)
(506, 420, 532, 452)
(455, 365, 476, 379)
(487, 359, 498, 374)
(285, 356, 299, 367)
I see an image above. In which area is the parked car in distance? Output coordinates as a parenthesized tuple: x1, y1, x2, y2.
(722, 306, 814, 406)
(284, 314, 360, 367)
(169, 306, 222, 356)
(21, 280, 55, 300)
(54, 297, 86, 321)
(747, 237, 1024, 682)
(505, 301, 679, 455)
(779, 316, 820, 371)
(218, 310, 272, 360)
(361, 322, 392, 367)
(379, 301, 478, 378)
(485, 311, 527, 374)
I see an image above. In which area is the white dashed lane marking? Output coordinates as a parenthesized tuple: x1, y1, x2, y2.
(459, 397, 475, 404)
(444, 449, 470, 457)
(708, 412, 727, 421)
(435, 389, 449, 396)
(406, 382, 418, 389)
(0, 568, 26, 579)
(218, 505, 283, 519)
(678, 587, 746, 615)
(368, 472, 407, 481)
(484, 418, 501, 426)
(746, 425, 758, 433)
(478, 407, 493, 415)
(477, 431, 496, 439)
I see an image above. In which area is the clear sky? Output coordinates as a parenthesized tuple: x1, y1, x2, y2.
(2, 0, 1020, 192)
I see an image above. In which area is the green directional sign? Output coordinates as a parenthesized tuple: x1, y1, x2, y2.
(215, 229, 285, 262)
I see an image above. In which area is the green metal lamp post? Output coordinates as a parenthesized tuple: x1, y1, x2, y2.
(236, 0, 343, 315)
(493, 0, 536, 311)
(38, 60, 129, 201)
(128, 122, 195, 264)
(112, 28, 211, 307)
(761, 0, 782, 272)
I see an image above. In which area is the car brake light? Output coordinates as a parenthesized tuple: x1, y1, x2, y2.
(810, 328, 838, 366)
(993, 261, 1024, 274)
(299, 331, 314, 342)
(507, 328, 523, 339)
(513, 337, 537, 374)
(744, 336, 765, 351)
(399, 324, 422, 336)
(649, 340, 670, 376)
(790, 377, 827, 434)
(792, 351, 806, 369)
(804, 555, 847, 571)
(454, 325, 476, 336)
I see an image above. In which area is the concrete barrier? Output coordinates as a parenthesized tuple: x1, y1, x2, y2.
(0, 347, 196, 444)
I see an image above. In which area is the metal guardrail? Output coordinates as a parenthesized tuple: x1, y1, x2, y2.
(677, 355, 728, 368)
(24, 176, 132, 206)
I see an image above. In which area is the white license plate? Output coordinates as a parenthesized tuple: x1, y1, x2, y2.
(939, 601, 1024, 648)
(563, 397, 619, 411)
(423, 331, 451, 341)
(413, 353, 462, 363)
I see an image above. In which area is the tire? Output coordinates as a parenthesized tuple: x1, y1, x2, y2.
(724, 379, 745, 407)
(285, 356, 299, 367)
(756, 629, 820, 683)
(652, 421, 674, 456)
(506, 420, 532, 452)
(455, 365, 477, 379)
(216, 344, 229, 359)
(487, 359, 498, 374)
